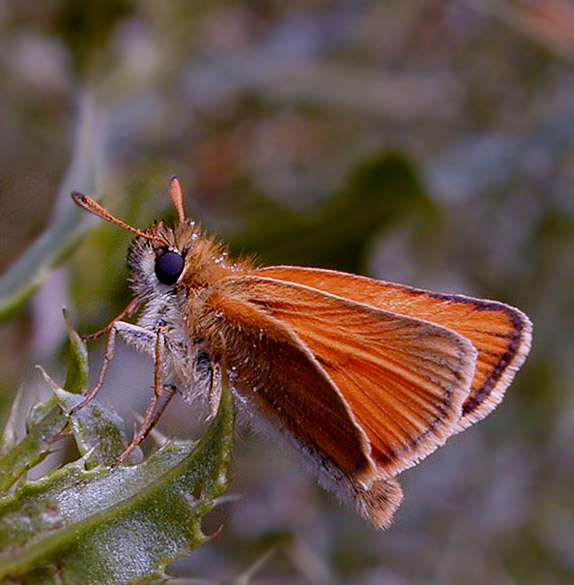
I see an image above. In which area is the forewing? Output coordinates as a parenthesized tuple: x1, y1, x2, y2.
(199, 282, 373, 480)
(208, 275, 477, 477)
(258, 266, 532, 430)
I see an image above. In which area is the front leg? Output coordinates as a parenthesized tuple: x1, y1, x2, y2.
(70, 321, 158, 414)
(114, 321, 159, 358)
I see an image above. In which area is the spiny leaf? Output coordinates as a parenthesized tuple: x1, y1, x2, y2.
(0, 387, 25, 456)
(55, 388, 143, 468)
(0, 312, 94, 492)
(0, 381, 234, 584)
(63, 310, 89, 395)
(0, 397, 67, 494)
(1, 315, 235, 584)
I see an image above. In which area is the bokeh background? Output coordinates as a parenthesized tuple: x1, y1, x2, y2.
(1, 2, 573, 584)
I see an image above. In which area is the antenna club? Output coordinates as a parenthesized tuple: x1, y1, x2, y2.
(71, 191, 89, 206)
(169, 175, 187, 224)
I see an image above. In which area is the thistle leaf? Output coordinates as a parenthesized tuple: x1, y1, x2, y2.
(0, 382, 234, 584)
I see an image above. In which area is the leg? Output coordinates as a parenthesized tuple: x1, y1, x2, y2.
(69, 325, 119, 415)
(70, 321, 158, 415)
(114, 385, 176, 465)
(207, 363, 222, 419)
(115, 329, 176, 465)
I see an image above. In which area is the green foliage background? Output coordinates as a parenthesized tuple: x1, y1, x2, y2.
(1, 1, 573, 583)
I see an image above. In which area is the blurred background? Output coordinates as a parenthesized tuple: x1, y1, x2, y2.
(1, 1, 573, 584)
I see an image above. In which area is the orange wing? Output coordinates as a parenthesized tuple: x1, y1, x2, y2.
(200, 280, 373, 481)
(258, 266, 532, 430)
(205, 275, 477, 481)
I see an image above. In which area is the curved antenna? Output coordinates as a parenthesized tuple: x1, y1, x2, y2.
(169, 175, 187, 224)
(71, 192, 164, 242)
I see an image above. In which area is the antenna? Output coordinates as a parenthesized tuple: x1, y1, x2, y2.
(169, 175, 187, 224)
(71, 192, 164, 242)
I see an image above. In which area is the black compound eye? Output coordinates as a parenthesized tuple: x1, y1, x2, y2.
(155, 250, 184, 285)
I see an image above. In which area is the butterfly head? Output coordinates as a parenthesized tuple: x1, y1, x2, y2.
(126, 217, 214, 300)
(71, 177, 238, 302)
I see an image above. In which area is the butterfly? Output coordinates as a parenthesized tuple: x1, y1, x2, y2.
(71, 177, 532, 528)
